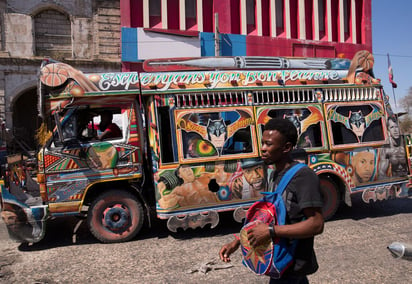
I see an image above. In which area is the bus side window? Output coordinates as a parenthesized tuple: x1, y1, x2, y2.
(265, 107, 325, 149)
(179, 109, 254, 159)
(157, 106, 177, 163)
(330, 104, 385, 145)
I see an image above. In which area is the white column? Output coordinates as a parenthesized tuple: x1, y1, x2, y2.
(298, 0, 305, 39)
(326, 0, 332, 41)
(339, 0, 344, 42)
(162, 0, 168, 29)
(270, 0, 276, 37)
(197, 0, 203, 32)
(285, 0, 291, 38)
(180, 0, 186, 30)
(351, 0, 357, 43)
(241, 0, 247, 35)
(256, 0, 262, 36)
(143, 0, 149, 28)
(313, 0, 319, 40)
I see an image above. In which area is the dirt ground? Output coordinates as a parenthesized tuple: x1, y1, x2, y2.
(1, 195, 412, 283)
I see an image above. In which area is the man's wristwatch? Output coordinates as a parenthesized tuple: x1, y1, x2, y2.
(268, 223, 276, 241)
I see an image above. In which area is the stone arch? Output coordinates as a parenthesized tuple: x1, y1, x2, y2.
(33, 7, 72, 59)
(9, 83, 40, 153)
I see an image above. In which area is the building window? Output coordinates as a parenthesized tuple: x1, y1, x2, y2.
(185, 0, 197, 30)
(246, 0, 256, 34)
(343, 0, 350, 41)
(149, 0, 162, 27)
(355, 0, 363, 43)
(275, 0, 284, 36)
(34, 9, 72, 58)
(304, 0, 313, 40)
(318, 0, 326, 39)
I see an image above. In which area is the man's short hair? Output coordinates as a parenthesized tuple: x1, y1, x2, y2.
(264, 118, 298, 147)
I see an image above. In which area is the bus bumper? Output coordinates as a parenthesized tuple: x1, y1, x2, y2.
(0, 183, 48, 243)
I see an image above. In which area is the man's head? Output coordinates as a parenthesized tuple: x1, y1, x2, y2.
(261, 118, 297, 165)
(99, 111, 113, 130)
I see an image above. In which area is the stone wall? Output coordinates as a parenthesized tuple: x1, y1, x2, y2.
(95, 1, 121, 60)
(0, 0, 121, 154)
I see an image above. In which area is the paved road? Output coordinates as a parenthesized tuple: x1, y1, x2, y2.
(1, 194, 412, 284)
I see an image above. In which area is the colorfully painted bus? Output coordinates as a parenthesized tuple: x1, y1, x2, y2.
(1, 50, 411, 243)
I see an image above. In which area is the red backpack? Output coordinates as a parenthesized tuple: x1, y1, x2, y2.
(240, 163, 306, 279)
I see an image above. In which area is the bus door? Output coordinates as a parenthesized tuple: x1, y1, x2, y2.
(43, 102, 143, 214)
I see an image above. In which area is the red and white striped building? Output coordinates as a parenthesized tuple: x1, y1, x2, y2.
(121, 0, 371, 71)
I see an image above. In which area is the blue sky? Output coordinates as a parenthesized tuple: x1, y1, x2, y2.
(372, 1, 412, 112)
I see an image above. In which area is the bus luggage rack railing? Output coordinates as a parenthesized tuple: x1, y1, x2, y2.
(323, 87, 378, 102)
(174, 87, 379, 108)
(252, 89, 316, 105)
(175, 92, 249, 108)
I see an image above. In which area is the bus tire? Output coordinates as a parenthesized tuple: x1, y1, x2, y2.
(87, 190, 144, 243)
(319, 177, 340, 221)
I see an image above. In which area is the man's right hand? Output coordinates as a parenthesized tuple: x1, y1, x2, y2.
(219, 239, 240, 262)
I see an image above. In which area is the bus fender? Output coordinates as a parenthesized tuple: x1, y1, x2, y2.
(312, 163, 353, 207)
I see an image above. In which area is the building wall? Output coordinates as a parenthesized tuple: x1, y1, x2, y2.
(0, 0, 121, 154)
(121, 0, 372, 71)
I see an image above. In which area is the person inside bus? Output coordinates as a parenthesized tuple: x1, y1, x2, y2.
(97, 111, 122, 140)
(352, 150, 375, 186)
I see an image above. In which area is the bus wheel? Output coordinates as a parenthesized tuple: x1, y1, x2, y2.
(319, 178, 340, 221)
(87, 190, 144, 243)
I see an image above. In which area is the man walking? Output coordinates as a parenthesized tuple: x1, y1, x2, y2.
(219, 118, 324, 283)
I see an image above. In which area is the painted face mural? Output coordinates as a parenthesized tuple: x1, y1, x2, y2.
(156, 158, 271, 210)
(378, 117, 408, 178)
(157, 165, 219, 209)
(206, 119, 227, 149)
(349, 111, 366, 138)
(352, 151, 375, 186)
(230, 158, 268, 200)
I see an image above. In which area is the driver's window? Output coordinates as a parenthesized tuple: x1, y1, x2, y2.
(52, 107, 124, 147)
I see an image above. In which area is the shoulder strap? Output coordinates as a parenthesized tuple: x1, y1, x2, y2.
(274, 163, 306, 195)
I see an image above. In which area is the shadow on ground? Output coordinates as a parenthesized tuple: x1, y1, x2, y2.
(332, 194, 412, 221)
(17, 195, 412, 251)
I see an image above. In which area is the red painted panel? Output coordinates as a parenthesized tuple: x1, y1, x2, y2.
(355, 0, 363, 44)
(319, 0, 326, 40)
(130, 0, 143, 27)
(362, 0, 372, 48)
(167, 0, 179, 30)
(203, 0, 213, 32)
(304, 0, 313, 40)
(289, 0, 298, 39)
(294, 43, 315, 57)
(245, 36, 370, 59)
(120, 0, 131, 27)
(261, 0, 270, 36)
(345, 0, 351, 42)
(330, 0, 338, 42)
(213, 0, 234, 34)
(230, 0, 241, 34)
